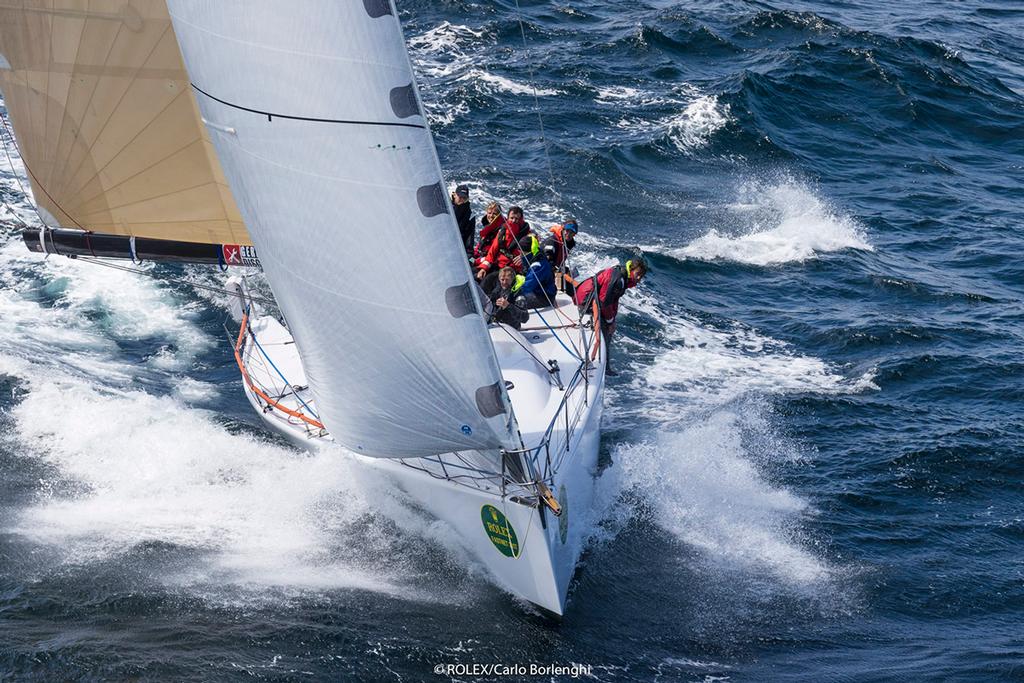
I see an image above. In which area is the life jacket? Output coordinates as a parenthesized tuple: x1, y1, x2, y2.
(524, 234, 541, 260)
(475, 214, 505, 258)
(544, 224, 576, 267)
(551, 224, 575, 244)
(479, 225, 533, 273)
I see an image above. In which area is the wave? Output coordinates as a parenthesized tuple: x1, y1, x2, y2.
(613, 410, 832, 586)
(407, 20, 559, 128)
(600, 83, 732, 152)
(589, 252, 873, 591)
(664, 95, 731, 151)
(8, 376, 432, 602)
(459, 69, 560, 97)
(673, 179, 872, 266)
(0, 250, 200, 385)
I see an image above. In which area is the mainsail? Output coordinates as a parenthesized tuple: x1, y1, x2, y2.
(167, 0, 519, 458)
(0, 0, 248, 245)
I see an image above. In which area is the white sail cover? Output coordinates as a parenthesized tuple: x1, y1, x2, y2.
(166, 0, 517, 458)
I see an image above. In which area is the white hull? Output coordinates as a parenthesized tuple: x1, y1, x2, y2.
(237, 293, 605, 615)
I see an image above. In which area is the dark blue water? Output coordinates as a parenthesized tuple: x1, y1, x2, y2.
(2, 1, 1023, 680)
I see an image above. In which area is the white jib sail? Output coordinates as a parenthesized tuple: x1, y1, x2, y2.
(167, 0, 518, 458)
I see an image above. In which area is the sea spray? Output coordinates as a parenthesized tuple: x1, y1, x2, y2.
(675, 178, 873, 265)
(612, 409, 830, 586)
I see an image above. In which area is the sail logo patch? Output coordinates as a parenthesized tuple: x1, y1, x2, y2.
(481, 505, 520, 558)
(222, 244, 261, 268)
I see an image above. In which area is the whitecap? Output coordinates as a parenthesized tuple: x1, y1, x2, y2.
(606, 89, 731, 151)
(458, 68, 560, 97)
(675, 179, 873, 265)
(664, 95, 731, 151)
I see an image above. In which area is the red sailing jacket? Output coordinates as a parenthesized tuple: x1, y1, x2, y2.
(477, 228, 520, 273)
(573, 265, 637, 326)
(476, 219, 532, 274)
(475, 214, 506, 259)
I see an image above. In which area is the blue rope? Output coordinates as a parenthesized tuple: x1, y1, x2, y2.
(532, 306, 583, 362)
(248, 325, 321, 420)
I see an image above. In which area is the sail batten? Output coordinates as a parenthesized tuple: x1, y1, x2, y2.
(168, 0, 518, 458)
(0, 0, 251, 245)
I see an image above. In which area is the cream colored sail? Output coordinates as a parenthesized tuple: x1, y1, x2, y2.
(0, 0, 250, 245)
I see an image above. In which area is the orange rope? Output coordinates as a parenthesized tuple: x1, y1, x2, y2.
(234, 312, 326, 430)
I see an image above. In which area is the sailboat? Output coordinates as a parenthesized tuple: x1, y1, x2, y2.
(0, 0, 606, 615)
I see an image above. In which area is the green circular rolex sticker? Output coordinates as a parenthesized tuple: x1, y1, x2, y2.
(558, 485, 569, 545)
(481, 504, 520, 558)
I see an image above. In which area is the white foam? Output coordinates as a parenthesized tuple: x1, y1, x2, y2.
(408, 21, 486, 55)
(408, 21, 485, 87)
(408, 21, 559, 101)
(173, 377, 220, 403)
(0, 240, 213, 377)
(458, 69, 560, 97)
(665, 95, 731, 151)
(638, 317, 877, 418)
(571, 234, 872, 589)
(613, 411, 830, 586)
(595, 85, 644, 102)
(676, 180, 873, 265)
(601, 84, 730, 151)
(9, 377, 433, 599)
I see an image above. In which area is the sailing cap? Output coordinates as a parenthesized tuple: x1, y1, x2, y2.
(563, 219, 579, 233)
(454, 184, 470, 198)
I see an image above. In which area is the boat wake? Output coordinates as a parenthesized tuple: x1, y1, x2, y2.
(612, 409, 829, 586)
(0, 238, 467, 607)
(595, 284, 874, 595)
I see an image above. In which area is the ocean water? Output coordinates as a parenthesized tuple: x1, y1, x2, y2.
(1, 1, 1022, 680)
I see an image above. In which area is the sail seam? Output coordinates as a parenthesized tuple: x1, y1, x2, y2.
(58, 22, 171, 201)
(191, 84, 426, 130)
(65, 88, 196, 205)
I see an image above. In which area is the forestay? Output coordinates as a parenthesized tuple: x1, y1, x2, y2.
(167, 0, 518, 458)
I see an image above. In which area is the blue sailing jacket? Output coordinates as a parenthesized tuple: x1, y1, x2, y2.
(518, 255, 557, 300)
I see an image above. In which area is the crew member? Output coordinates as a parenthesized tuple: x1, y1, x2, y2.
(475, 202, 505, 260)
(504, 206, 531, 243)
(484, 266, 529, 329)
(573, 255, 647, 375)
(517, 235, 558, 308)
(542, 218, 579, 270)
(451, 184, 474, 258)
(476, 210, 533, 280)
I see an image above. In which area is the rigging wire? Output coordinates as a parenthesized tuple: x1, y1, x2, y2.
(505, 6, 588, 326)
(512, 0, 560, 203)
(0, 109, 85, 230)
(0, 112, 38, 229)
(74, 255, 279, 308)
